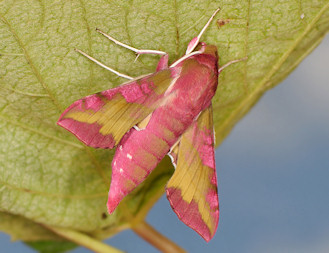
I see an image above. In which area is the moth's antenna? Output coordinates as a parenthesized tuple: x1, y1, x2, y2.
(74, 48, 134, 80)
(96, 28, 167, 56)
(196, 8, 221, 44)
(185, 7, 221, 55)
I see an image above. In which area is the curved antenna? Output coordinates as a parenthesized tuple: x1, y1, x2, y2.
(185, 8, 221, 55)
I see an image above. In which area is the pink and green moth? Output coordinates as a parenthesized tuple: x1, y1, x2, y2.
(57, 8, 245, 242)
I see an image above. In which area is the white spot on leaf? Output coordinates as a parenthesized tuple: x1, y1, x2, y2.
(127, 153, 132, 159)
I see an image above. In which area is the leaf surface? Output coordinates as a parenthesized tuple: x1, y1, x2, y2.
(0, 0, 328, 247)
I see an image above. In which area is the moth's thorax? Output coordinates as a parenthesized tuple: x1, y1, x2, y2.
(167, 46, 219, 114)
(188, 42, 218, 78)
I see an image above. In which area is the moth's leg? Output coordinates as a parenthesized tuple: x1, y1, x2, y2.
(75, 48, 134, 80)
(185, 8, 221, 55)
(218, 57, 248, 74)
(96, 28, 167, 57)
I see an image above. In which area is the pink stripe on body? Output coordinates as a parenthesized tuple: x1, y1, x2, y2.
(107, 105, 191, 213)
(107, 54, 219, 213)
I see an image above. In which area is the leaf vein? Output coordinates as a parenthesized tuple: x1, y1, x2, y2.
(243, 0, 251, 94)
(0, 114, 84, 149)
(78, 0, 95, 95)
(0, 180, 107, 199)
(173, 0, 179, 57)
(216, 2, 329, 144)
(0, 12, 62, 111)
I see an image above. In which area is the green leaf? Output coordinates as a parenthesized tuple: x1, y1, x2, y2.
(26, 241, 77, 253)
(0, 0, 328, 250)
(0, 212, 63, 241)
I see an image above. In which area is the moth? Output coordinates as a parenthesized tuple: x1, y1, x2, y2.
(58, 8, 245, 242)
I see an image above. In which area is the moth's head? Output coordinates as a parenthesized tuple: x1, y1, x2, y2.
(197, 42, 218, 58)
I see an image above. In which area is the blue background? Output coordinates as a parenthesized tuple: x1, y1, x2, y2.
(1, 35, 328, 253)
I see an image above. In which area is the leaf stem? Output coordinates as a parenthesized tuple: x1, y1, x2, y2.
(45, 226, 123, 253)
(132, 221, 186, 253)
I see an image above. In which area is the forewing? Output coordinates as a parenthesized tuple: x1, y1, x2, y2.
(166, 104, 219, 242)
(57, 70, 173, 148)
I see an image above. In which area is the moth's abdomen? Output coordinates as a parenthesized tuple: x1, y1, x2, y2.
(107, 106, 191, 213)
(107, 129, 173, 213)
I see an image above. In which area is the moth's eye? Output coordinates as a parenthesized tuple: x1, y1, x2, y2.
(195, 42, 206, 51)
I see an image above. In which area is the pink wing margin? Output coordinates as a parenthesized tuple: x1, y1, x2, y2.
(57, 69, 174, 149)
(166, 104, 219, 242)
